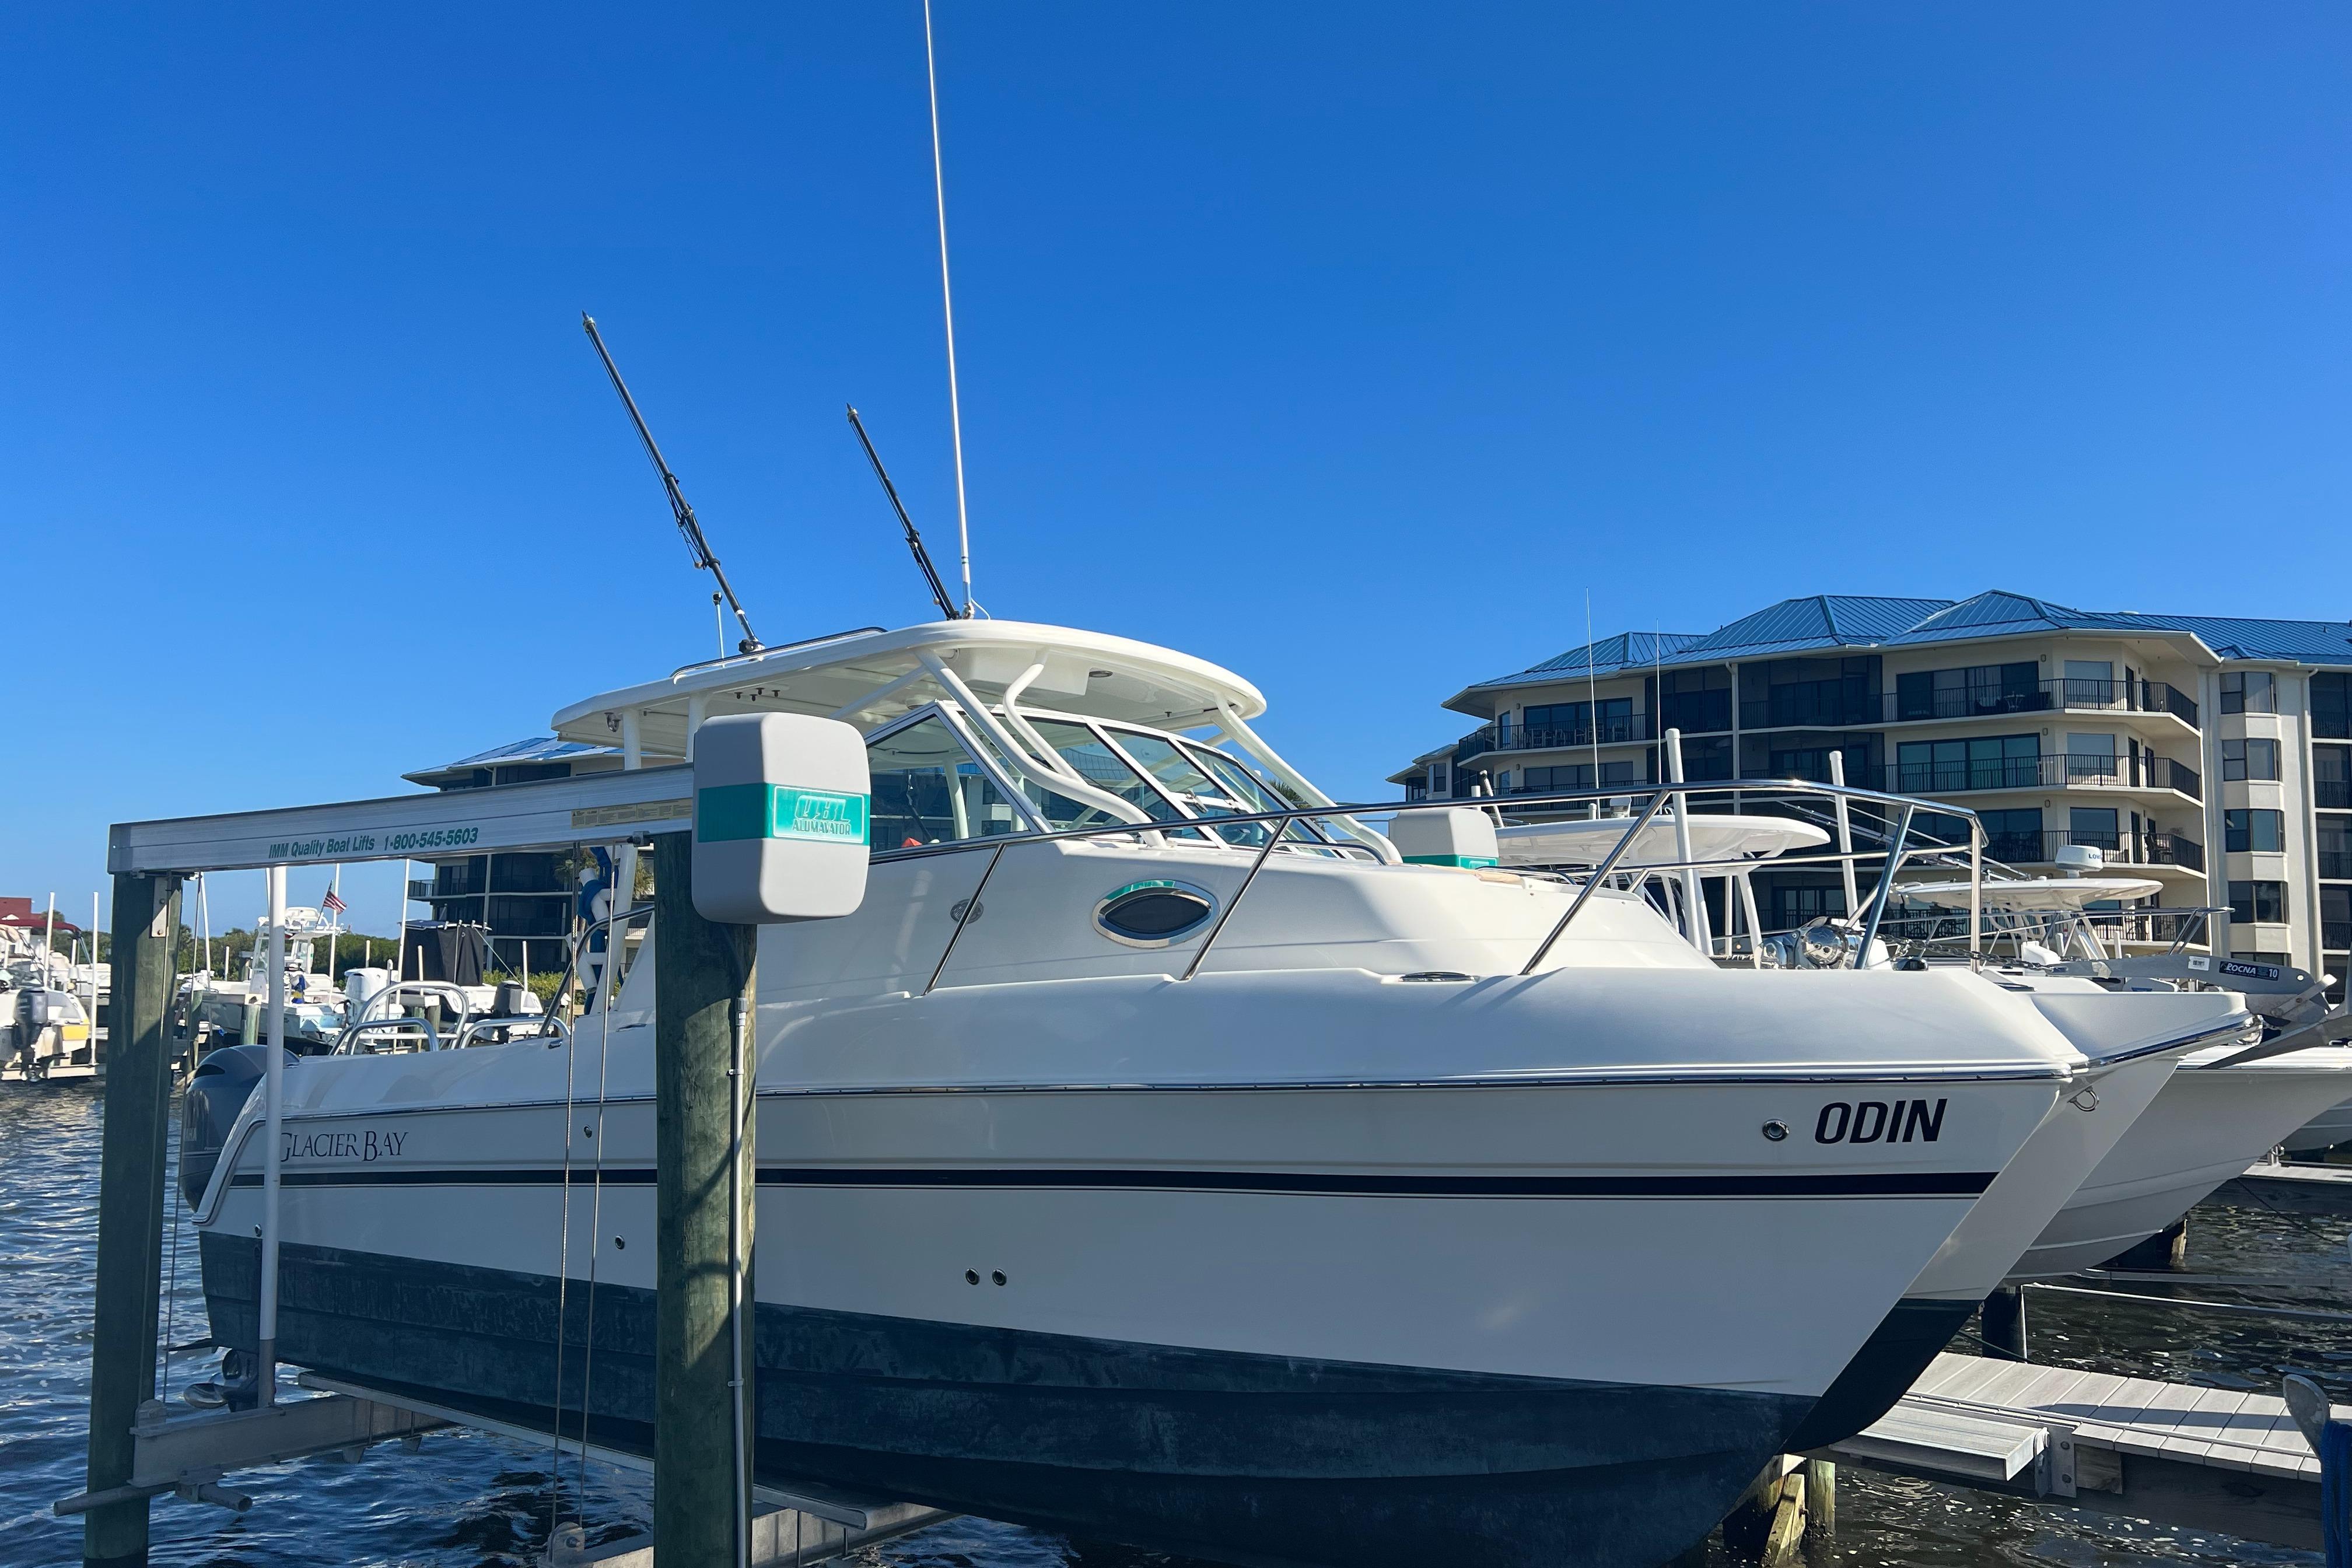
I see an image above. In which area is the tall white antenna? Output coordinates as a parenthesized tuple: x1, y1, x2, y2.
(923, 0, 975, 617)
(1586, 590, 1601, 794)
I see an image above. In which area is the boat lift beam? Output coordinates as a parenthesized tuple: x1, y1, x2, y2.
(107, 764, 698, 876)
(58, 1391, 450, 1518)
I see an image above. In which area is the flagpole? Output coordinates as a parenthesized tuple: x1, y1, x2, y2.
(326, 867, 344, 982)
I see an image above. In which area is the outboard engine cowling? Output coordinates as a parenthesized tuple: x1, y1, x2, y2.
(179, 1045, 284, 1209)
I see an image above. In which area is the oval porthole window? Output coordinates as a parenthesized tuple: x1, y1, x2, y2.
(1094, 880, 1217, 948)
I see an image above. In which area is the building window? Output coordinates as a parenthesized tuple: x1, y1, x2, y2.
(1894, 662, 2041, 722)
(2315, 672, 2352, 740)
(2233, 949, 2293, 967)
(2065, 733, 2118, 783)
(2228, 880, 2288, 924)
(2220, 671, 2276, 715)
(1521, 761, 1642, 792)
(2063, 660, 2116, 706)
(1979, 807, 2045, 864)
(2222, 738, 2280, 782)
(2068, 806, 2120, 852)
(492, 761, 572, 786)
(1746, 656, 1878, 729)
(2325, 886, 2352, 952)
(2318, 746, 2352, 808)
(1657, 668, 1731, 734)
(2322, 819, 2352, 879)
(2224, 808, 2286, 854)
(1772, 884, 1849, 929)
(1520, 699, 1636, 747)
(1896, 735, 2041, 793)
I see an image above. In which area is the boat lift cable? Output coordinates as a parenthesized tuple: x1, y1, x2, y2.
(846, 405, 960, 621)
(574, 907, 625, 1516)
(548, 921, 587, 1541)
(160, 1174, 187, 1395)
(2028, 1280, 2352, 1324)
(580, 314, 764, 654)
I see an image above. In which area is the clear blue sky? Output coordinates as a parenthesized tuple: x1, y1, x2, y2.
(5, 5, 2347, 936)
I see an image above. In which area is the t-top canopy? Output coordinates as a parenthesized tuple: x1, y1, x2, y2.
(551, 620, 1269, 761)
(1495, 814, 1831, 870)
(1899, 876, 2164, 912)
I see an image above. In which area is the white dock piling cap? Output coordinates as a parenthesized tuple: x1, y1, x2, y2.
(691, 713, 870, 924)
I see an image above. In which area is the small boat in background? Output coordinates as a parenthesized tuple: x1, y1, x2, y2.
(0, 896, 102, 1083)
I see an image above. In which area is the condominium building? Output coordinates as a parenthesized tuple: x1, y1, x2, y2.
(401, 736, 621, 975)
(1391, 592, 2352, 988)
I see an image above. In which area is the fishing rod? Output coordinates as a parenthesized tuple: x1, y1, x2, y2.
(845, 405, 960, 621)
(580, 313, 763, 653)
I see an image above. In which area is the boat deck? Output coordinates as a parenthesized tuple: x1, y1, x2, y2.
(1826, 1351, 2336, 1550)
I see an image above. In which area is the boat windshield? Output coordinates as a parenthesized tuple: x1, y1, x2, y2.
(1018, 719, 1212, 841)
(863, 701, 1353, 858)
(867, 713, 1024, 850)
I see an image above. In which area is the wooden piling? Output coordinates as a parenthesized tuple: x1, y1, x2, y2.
(1802, 1456, 1836, 1543)
(2102, 1215, 2189, 1272)
(1982, 1284, 2028, 1361)
(82, 873, 180, 1568)
(1721, 1458, 1806, 1564)
(1760, 1469, 1805, 1567)
(652, 832, 757, 1568)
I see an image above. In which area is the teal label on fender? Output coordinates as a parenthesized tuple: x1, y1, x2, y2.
(1403, 853, 1499, 869)
(698, 784, 869, 846)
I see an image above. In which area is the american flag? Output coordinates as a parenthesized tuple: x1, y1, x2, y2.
(320, 888, 347, 914)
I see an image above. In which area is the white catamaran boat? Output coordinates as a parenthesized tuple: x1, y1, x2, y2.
(1894, 874, 2352, 1278)
(180, 621, 2248, 1568)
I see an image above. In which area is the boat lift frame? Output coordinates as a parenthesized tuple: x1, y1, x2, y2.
(75, 765, 754, 1568)
(73, 765, 1983, 1568)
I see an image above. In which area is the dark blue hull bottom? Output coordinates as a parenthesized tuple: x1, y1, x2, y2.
(200, 1236, 1812, 1568)
(1782, 1296, 1978, 1451)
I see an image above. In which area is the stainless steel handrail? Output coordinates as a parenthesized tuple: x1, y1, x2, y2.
(1517, 788, 1675, 975)
(873, 778, 1980, 986)
(337, 1017, 442, 1055)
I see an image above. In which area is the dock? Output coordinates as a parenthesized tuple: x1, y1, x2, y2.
(1826, 1351, 2338, 1550)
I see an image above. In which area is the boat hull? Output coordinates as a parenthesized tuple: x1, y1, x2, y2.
(2008, 1056, 2352, 1279)
(2285, 1096, 2352, 1154)
(201, 1233, 1807, 1568)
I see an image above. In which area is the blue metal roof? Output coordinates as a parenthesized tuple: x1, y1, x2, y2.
(1675, 595, 1957, 660)
(2106, 613, 2352, 664)
(436, 736, 618, 768)
(1493, 631, 1706, 685)
(1454, 590, 2352, 713)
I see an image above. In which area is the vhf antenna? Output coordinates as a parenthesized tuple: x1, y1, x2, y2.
(580, 313, 762, 653)
(846, 405, 960, 621)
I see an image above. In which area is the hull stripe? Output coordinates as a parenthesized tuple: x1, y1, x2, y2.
(230, 1166, 1995, 1198)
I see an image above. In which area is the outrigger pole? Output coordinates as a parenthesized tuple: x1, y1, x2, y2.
(845, 405, 960, 621)
(581, 314, 765, 654)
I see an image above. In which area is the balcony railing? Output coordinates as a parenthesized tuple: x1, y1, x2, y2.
(1888, 754, 2201, 800)
(1982, 830, 2204, 873)
(2153, 757, 2202, 800)
(2327, 922, 2352, 952)
(1458, 715, 1656, 762)
(1881, 677, 2200, 727)
(1740, 691, 1878, 730)
(2319, 780, 2352, 810)
(2320, 852, 2352, 880)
